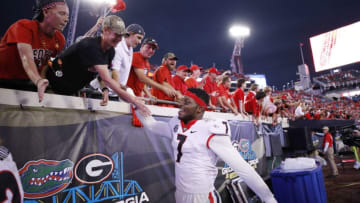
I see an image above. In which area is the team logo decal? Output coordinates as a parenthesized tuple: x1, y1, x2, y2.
(239, 139, 250, 153)
(74, 153, 114, 184)
(173, 124, 179, 133)
(19, 159, 73, 199)
(45, 152, 150, 203)
(222, 139, 258, 177)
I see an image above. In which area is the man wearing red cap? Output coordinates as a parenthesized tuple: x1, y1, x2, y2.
(203, 67, 220, 108)
(173, 65, 190, 95)
(0, 0, 69, 102)
(185, 64, 204, 89)
(127, 38, 176, 98)
(152, 52, 181, 105)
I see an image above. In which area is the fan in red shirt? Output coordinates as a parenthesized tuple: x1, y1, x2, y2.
(185, 64, 203, 89)
(152, 52, 181, 106)
(203, 67, 220, 108)
(232, 78, 246, 113)
(322, 126, 339, 177)
(173, 65, 190, 95)
(218, 76, 238, 114)
(0, 0, 69, 102)
(245, 84, 259, 116)
(127, 38, 176, 98)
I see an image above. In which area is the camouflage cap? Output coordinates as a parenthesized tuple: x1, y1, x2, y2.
(102, 15, 127, 35)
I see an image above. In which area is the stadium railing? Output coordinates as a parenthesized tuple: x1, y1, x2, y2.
(0, 88, 289, 127)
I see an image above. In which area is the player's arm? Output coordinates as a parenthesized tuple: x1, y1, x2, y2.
(134, 110, 172, 139)
(209, 136, 277, 203)
(17, 43, 48, 102)
(134, 68, 176, 97)
(95, 65, 150, 115)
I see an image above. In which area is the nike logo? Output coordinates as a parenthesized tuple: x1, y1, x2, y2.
(190, 131, 197, 133)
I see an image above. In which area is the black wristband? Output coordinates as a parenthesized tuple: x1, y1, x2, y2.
(102, 87, 109, 92)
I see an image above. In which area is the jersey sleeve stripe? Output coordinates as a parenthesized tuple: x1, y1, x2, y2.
(206, 134, 216, 149)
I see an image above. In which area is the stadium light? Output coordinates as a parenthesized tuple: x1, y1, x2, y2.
(229, 25, 250, 38)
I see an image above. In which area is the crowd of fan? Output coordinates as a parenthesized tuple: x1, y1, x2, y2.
(272, 89, 360, 122)
(314, 69, 360, 91)
(121, 64, 360, 125)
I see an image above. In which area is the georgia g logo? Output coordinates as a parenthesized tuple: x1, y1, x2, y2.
(74, 153, 114, 184)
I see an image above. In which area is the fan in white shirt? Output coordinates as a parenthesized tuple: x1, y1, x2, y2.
(90, 24, 145, 100)
(295, 102, 305, 119)
(136, 88, 277, 203)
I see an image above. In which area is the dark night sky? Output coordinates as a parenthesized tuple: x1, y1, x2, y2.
(1, 0, 360, 88)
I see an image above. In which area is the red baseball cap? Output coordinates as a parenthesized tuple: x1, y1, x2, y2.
(190, 64, 201, 72)
(208, 67, 219, 74)
(176, 65, 190, 72)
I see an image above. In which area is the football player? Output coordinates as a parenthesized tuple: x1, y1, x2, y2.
(136, 88, 276, 203)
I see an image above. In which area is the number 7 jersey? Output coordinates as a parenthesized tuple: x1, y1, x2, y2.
(167, 116, 231, 194)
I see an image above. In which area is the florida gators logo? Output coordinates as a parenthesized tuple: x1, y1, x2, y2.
(19, 159, 73, 199)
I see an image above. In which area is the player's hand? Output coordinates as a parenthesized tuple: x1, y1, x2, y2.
(100, 89, 109, 106)
(133, 98, 151, 116)
(37, 78, 49, 102)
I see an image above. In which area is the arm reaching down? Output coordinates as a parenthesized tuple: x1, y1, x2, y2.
(95, 65, 150, 116)
(135, 110, 172, 139)
(209, 135, 277, 203)
(17, 43, 48, 102)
